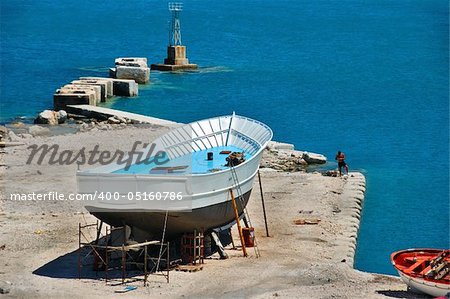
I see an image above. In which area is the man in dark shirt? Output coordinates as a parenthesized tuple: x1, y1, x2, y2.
(335, 151, 349, 176)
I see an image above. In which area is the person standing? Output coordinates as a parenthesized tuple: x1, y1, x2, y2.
(335, 151, 349, 176)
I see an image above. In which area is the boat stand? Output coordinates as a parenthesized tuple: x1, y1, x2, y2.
(78, 221, 170, 285)
(257, 170, 270, 237)
(180, 230, 205, 265)
(210, 231, 229, 259)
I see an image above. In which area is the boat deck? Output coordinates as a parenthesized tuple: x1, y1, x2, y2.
(113, 146, 251, 175)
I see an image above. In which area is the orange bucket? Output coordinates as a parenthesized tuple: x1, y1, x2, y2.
(242, 227, 255, 247)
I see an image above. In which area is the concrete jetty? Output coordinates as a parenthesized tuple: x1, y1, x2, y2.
(79, 77, 138, 97)
(66, 105, 179, 126)
(110, 58, 150, 84)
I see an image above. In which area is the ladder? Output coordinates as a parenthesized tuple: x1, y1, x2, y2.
(229, 165, 260, 258)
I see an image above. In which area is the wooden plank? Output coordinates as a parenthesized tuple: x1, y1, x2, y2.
(81, 240, 160, 251)
(175, 265, 204, 272)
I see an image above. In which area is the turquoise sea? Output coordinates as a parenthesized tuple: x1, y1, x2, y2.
(1, 0, 448, 275)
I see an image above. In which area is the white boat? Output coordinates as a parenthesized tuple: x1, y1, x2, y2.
(77, 114, 272, 238)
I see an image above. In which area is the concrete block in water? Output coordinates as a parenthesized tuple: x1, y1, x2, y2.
(115, 66, 150, 84)
(111, 79, 138, 96)
(60, 84, 102, 104)
(113, 57, 150, 84)
(79, 77, 138, 97)
(71, 80, 108, 101)
(78, 78, 113, 98)
(54, 91, 96, 110)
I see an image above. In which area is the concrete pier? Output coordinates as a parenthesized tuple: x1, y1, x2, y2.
(80, 77, 138, 97)
(111, 57, 150, 84)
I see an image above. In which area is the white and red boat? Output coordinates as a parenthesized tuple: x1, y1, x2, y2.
(391, 248, 450, 297)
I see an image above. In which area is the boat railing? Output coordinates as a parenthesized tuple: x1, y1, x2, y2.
(155, 115, 272, 160)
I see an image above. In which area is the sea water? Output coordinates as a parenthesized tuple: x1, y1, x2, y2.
(1, 0, 448, 274)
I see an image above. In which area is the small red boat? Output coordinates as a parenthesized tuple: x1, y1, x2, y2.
(391, 248, 450, 297)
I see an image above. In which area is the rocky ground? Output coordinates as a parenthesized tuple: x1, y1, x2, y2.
(0, 124, 426, 298)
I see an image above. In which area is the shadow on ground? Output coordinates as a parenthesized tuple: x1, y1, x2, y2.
(33, 230, 232, 280)
(33, 246, 159, 280)
(33, 248, 92, 279)
(377, 290, 431, 298)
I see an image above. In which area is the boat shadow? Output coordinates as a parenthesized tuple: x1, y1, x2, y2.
(33, 242, 162, 280)
(33, 229, 233, 280)
(33, 247, 101, 279)
(376, 290, 431, 298)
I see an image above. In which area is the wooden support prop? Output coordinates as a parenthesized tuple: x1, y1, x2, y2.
(258, 170, 270, 237)
(229, 228, 236, 250)
(121, 244, 126, 284)
(95, 220, 103, 245)
(229, 189, 247, 257)
(167, 242, 170, 283)
(144, 244, 148, 286)
(78, 223, 81, 279)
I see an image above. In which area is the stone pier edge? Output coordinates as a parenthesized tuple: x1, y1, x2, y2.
(334, 172, 367, 267)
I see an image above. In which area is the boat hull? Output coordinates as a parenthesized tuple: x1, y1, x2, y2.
(397, 270, 450, 297)
(91, 190, 251, 239)
(80, 146, 263, 236)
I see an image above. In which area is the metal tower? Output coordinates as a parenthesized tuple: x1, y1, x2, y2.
(168, 2, 183, 46)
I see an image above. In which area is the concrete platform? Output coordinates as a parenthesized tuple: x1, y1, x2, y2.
(150, 63, 198, 71)
(66, 105, 179, 126)
(79, 77, 138, 97)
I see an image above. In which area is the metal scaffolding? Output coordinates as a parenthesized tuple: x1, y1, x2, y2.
(78, 221, 170, 285)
